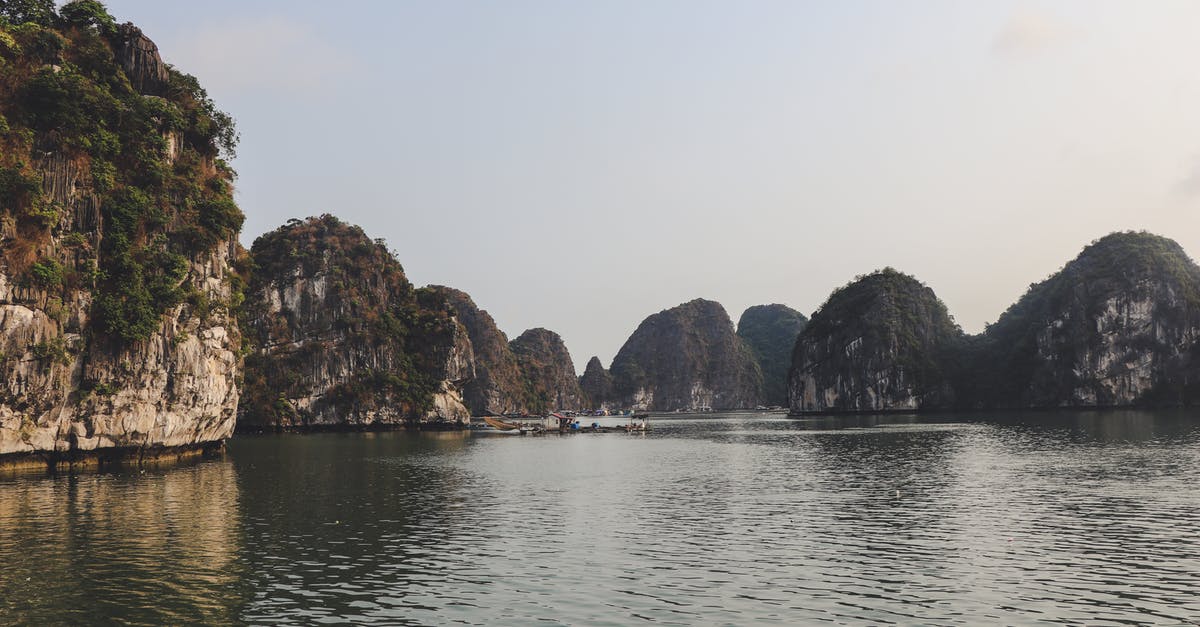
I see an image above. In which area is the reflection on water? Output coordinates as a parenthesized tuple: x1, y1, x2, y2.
(2, 411, 1200, 624)
(0, 460, 244, 625)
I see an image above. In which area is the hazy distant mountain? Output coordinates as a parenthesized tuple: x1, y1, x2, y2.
(611, 299, 762, 411)
(579, 356, 614, 409)
(737, 304, 808, 406)
(510, 328, 584, 413)
(429, 286, 529, 416)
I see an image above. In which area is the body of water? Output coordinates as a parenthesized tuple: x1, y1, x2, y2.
(2, 411, 1199, 625)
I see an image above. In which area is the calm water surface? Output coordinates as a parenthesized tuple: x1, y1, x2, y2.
(2, 411, 1200, 625)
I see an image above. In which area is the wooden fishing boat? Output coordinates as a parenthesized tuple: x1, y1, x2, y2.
(483, 415, 522, 431)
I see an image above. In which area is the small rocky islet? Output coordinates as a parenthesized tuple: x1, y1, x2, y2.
(2, 7, 1200, 468)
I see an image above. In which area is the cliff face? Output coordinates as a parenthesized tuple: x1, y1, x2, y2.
(611, 299, 762, 411)
(737, 304, 808, 406)
(427, 286, 526, 415)
(509, 328, 583, 413)
(0, 11, 243, 460)
(240, 216, 473, 428)
(973, 232, 1200, 407)
(789, 269, 961, 414)
(578, 356, 613, 409)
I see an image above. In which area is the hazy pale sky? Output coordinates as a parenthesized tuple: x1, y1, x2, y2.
(104, 0, 1200, 371)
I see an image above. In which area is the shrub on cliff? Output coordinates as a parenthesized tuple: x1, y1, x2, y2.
(969, 231, 1200, 406)
(240, 216, 464, 426)
(0, 1, 242, 343)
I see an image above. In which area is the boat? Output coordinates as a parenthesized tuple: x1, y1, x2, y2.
(627, 413, 651, 432)
(483, 416, 522, 431)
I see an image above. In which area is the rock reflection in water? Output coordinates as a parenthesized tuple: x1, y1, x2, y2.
(0, 458, 244, 625)
(2, 412, 1200, 624)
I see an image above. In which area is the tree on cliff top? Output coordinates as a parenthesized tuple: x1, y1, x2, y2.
(0, 0, 56, 27)
(0, 1, 242, 344)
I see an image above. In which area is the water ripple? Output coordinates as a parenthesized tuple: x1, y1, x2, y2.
(2, 412, 1200, 624)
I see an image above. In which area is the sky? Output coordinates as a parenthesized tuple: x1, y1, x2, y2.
(102, 0, 1200, 371)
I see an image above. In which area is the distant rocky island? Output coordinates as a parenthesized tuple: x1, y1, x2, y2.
(789, 232, 1200, 414)
(2, 4, 1200, 469)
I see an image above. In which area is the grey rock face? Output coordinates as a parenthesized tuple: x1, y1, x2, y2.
(240, 216, 474, 428)
(788, 233, 1200, 414)
(978, 232, 1200, 408)
(611, 299, 762, 411)
(116, 23, 169, 97)
(427, 286, 527, 415)
(0, 159, 241, 457)
(579, 356, 613, 409)
(509, 328, 583, 413)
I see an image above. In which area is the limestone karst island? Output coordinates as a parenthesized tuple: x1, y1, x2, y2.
(2, 2, 1200, 624)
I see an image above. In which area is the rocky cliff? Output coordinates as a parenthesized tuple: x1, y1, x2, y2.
(0, 7, 244, 464)
(971, 232, 1200, 407)
(578, 355, 613, 409)
(611, 299, 762, 411)
(427, 286, 527, 415)
(240, 216, 473, 429)
(737, 304, 808, 406)
(509, 328, 583, 413)
(789, 269, 961, 414)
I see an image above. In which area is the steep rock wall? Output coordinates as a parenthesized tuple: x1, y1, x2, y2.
(427, 286, 527, 415)
(611, 299, 762, 411)
(240, 216, 473, 428)
(975, 232, 1200, 407)
(0, 16, 243, 460)
(578, 355, 613, 409)
(509, 328, 583, 413)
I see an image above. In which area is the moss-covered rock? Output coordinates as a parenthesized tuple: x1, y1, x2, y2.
(967, 231, 1200, 407)
(737, 304, 807, 406)
(789, 269, 962, 413)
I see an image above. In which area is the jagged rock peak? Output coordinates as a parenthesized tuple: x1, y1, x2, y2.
(425, 285, 527, 415)
(240, 215, 473, 428)
(579, 355, 613, 409)
(789, 268, 961, 414)
(611, 298, 762, 411)
(116, 23, 169, 97)
(509, 327, 583, 413)
(737, 304, 808, 406)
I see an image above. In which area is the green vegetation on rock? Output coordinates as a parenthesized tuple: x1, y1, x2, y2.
(791, 233, 1200, 412)
(737, 304, 807, 406)
(791, 268, 963, 412)
(0, 1, 241, 343)
(964, 231, 1200, 407)
(240, 215, 465, 427)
